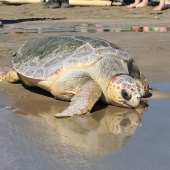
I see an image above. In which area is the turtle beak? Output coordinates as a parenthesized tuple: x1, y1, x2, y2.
(126, 94, 141, 108)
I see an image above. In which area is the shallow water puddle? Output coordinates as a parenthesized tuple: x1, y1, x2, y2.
(0, 23, 169, 34)
(0, 81, 170, 169)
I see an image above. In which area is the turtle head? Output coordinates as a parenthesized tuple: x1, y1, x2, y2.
(107, 75, 144, 108)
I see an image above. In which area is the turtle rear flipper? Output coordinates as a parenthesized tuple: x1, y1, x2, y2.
(0, 68, 19, 83)
(55, 80, 102, 117)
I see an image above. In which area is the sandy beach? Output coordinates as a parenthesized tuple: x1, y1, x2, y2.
(0, 2, 170, 170)
(0, 2, 170, 81)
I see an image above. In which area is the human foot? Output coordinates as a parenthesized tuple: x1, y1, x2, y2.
(128, 0, 141, 8)
(153, 0, 170, 11)
(136, 0, 148, 8)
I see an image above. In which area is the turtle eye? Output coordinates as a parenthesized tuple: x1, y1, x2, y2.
(121, 89, 131, 100)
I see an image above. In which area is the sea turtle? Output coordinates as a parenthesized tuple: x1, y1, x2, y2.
(0, 35, 149, 117)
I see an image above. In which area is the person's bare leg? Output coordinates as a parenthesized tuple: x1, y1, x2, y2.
(153, 0, 170, 11)
(136, 0, 148, 7)
(128, 0, 141, 8)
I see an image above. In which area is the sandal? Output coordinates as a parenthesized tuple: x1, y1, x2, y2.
(112, 0, 125, 6)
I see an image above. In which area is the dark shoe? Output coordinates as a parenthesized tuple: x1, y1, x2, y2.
(165, 3, 170, 9)
(43, 0, 61, 8)
(111, 0, 125, 6)
(61, 0, 70, 8)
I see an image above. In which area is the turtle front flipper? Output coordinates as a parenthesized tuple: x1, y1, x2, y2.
(55, 80, 102, 117)
(0, 68, 19, 83)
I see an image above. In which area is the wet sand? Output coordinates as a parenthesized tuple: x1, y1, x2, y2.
(0, 2, 170, 25)
(0, 2, 170, 170)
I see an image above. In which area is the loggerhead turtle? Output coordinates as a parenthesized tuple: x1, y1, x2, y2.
(0, 35, 149, 117)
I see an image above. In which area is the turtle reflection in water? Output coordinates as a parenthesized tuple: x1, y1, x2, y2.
(0, 35, 149, 117)
(18, 101, 147, 156)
